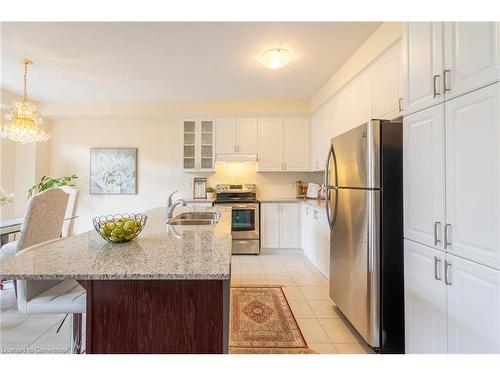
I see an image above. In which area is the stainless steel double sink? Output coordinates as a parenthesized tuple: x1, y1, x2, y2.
(168, 211, 221, 226)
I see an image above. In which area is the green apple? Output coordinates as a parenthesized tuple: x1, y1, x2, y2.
(105, 222, 115, 231)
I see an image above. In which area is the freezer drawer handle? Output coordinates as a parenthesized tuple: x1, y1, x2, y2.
(444, 261, 452, 286)
(434, 221, 442, 246)
(434, 256, 442, 281)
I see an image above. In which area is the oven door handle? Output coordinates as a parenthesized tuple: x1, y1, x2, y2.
(228, 204, 257, 209)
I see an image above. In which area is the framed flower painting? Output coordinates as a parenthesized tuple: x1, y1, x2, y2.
(90, 148, 137, 195)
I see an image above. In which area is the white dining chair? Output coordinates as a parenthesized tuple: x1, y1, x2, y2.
(0, 187, 75, 258)
(0, 188, 86, 353)
(59, 186, 79, 238)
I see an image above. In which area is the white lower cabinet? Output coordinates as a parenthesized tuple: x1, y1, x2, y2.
(404, 240, 447, 353)
(279, 203, 299, 248)
(301, 203, 330, 278)
(261, 203, 299, 249)
(405, 239, 500, 353)
(446, 253, 500, 353)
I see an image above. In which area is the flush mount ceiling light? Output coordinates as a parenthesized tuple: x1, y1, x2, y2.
(1, 59, 51, 144)
(257, 48, 294, 70)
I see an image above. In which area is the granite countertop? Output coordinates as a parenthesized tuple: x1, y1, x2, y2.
(259, 198, 327, 209)
(183, 197, 215, 204)
(0, 206, 232, 281)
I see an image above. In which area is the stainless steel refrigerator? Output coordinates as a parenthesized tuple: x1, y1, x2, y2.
(324, 119, 404, 353)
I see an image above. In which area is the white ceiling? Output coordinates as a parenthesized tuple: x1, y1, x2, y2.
(1, 22, 381, 102)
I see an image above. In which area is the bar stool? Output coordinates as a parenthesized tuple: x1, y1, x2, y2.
(1, 188, 86, 353)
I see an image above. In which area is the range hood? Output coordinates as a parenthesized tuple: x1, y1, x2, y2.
(216, 153, 258, 163)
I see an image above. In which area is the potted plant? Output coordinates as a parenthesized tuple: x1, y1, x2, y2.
(206, 187, 216, 200)
(27, 174, 79, 198)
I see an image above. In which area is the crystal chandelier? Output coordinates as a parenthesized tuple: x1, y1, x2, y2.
(1, 59, 51, 144)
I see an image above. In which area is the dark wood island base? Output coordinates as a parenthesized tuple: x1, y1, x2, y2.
(84, 279, 230, 354)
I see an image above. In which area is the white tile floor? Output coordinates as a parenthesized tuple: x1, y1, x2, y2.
(0, 251, 374, 355)
(232, 250, 374, 354)
(0, 283, 71, 354)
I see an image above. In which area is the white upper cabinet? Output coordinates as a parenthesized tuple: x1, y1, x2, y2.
(347, 70, 372, 128)
(372, 41, 403, 120)
(403, 104, 446, 249)
(182, 119, 215, 172)
(311, 106, 327, 171)
(216, 118, 257, 154)
(257, 117, 309, 172)
(444, 22, 500, 100)
(236, 118, 258, 154)
(216, 118, 237, 154)
(403, 22, 444, 116)
(446, 253, 500, 353)
(445, 83, 500, 269)
(257, 118, 284, 171)
(283, 118, 310, 171)
(404, 240, 447, 354)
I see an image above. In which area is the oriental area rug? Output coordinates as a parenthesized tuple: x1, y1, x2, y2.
(229, 286, 314, 354)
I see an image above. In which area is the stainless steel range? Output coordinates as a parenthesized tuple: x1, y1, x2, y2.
(214, 184, 260, 255)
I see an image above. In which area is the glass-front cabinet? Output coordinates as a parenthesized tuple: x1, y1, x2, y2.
(182, 119, 215, 172)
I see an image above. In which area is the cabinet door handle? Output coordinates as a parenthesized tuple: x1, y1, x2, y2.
(398, 98, 403, 112)
(433, 74, 441, 98)
(444, 224, 452, 249)
(434, 221, 442, 246)
(444, 261, 452, 285)
(443, 70, 451, 92)
(306, 207, 309, 215)
(236, 145, 240, 152)
(434, 256, 442, 280)
(313, 210, 318, 220)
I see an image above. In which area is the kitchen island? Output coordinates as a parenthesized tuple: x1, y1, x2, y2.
(0, 206, 232, 354)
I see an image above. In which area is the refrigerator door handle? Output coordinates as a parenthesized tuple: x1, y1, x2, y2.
(324, 144, 333, 188)
(324, 144, 338, 229)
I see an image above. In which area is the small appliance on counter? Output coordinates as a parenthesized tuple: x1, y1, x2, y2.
(213, 184, 260, 255)
(295, 181, 308, 199)
(306, 182, 321, 199)
(317, 185, 327, 200)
